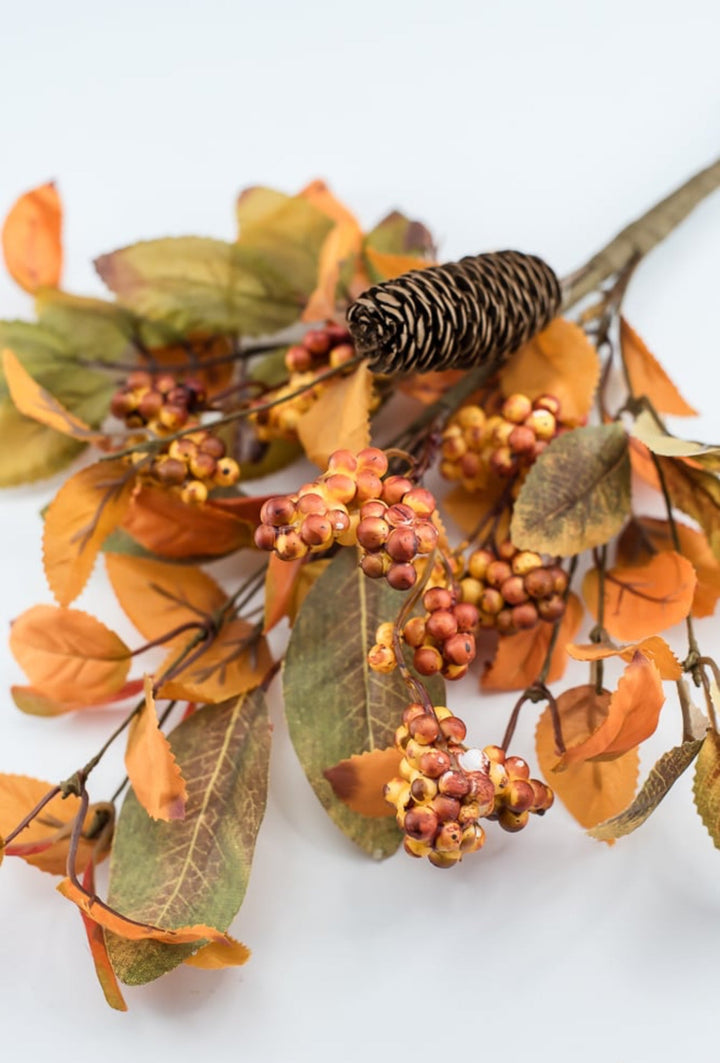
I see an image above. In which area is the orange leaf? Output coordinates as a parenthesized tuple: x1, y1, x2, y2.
(79, 862, 127, 1011)
(481, 593, 583, 692)
(57, 876, 231, 945)
(441, 481, 510, 537)
(296, 365, 373, 468)
(43, 459, 136, 606)
(121, 485, 255, 560)
(2, 181, 62, 293)
(106, 554, 227, 642)
(158, 619, 274, 703)
(535, 687, 639, 835)
(11, 677, 144, 717)
(150, 334, 235, 398)
(628, 436, 661, 491)
(0, 775, 103, 875)
(364, 246, 433, 281)
(620, 317, 697, 417)
(9, 605, 130, 705)
(263, 554, 304, 633)
(299, 180, 364, 321)
(398, 369, 465, 406)
(560, 654, 665, 765)
(324, 747, 403, 817)
(125, 677, 187, 821)
(617, 516, 720, 620)
(1, 349, 105, 443)
(498, 318, 601, 424)
(582, 550, 696, 641)
(183, 936, 251, 970)
(566, 635, 682, 680)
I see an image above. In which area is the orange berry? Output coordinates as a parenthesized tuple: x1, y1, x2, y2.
(502, 393, 533, 423)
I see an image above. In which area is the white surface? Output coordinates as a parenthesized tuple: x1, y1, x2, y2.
(2, 1, 720, 1059)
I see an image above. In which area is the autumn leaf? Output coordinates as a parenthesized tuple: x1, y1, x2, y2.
(324, 747, 402, 818)
(511, 424, 630, 556)
(106, 691, 270, 985)
(121, 485, 255, 560)
(589, 738, 703, 842)
(655, 455, 720, 561)
(78, 861, 128, 1011)
(566, 635, 682, 680)
(149, 333, 236, 397)
(283, 548, 444, 858)
(58, 877, 233, 946)
(43, 459, 136, 606)
(481, 593, 583, 693)
(363, 247, 433, 284)
(582, 550, 696, 641)
(296, 365, 372, 468)
(302, 202, 364, 320)
(34, 289, 144, 364)
(2, 348, 106, 443)
(9, 605, 130, 705)
(617, 516, 720, 619)
(620, 317, 697, 416)
(559, 653, 665, 765)
(183, 937, 251, 970)
(2, 182, 62, 292)
(125, 677, 187, 822)
(106, 554, 227, 642)
(263, 554, 304, 633)
(693, 730, 720, 848)
(398, 369, 465, 406)
(0, 775, 105, 875)
(11, 678, 144, 717)
(498, 318, 601, 423)
(535, 687, 639, 835)
(158, 619, 273, 703)
(631, 409, 716, 458)
(628, 436, 661, 492)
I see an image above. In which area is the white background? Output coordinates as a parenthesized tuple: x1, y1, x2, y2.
(2, 1, 720, 1059)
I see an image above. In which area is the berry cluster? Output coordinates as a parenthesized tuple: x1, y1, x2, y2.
(385, 704, 493, 868)
(385, 704, 555, 867)
(110, 370, 208, 434)
(253, 323, 358, 443)
(483, 745, 554, 831)
(401, 587, 479, 681)
(145, 430, 241, 504)
(254, 448, 440, 589)
(459, 539, 568, 635)
(440, 392, 564, 491)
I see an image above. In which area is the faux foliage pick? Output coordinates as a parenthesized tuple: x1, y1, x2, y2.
(3, 162, 720, 1005)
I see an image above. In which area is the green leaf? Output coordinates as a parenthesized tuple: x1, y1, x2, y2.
(364, 211, 434, 256)
(95, 195, 334, 337)
(693, 730, 720, 848)
(656, 455, 720, 561)
(0, 318, 115, 485)
(588, 738, 703, 841)
(511, 424, 631, 556)
(283, 547, 444, 858)
(105, 691, 271, 985)
(35, 290, 138, 364)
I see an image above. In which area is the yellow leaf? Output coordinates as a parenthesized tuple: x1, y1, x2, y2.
(124, 677, 187, 821)
(2, 349, 105, 443)
(183, 936, 251, 969)
(324, 747, 403, 817)
(9, 605, 130, 705)
(535, 687, 639, 836)
(106, 554, 227, 642)
(296, 365, 372, 468)
(583, 550, 696, 641)
(57, 877, 231, 945)
(481, 593, 583, 692)
(620, 317, 697, 416)
(559, 654, 665, 765)
(498, 318, 601, 424)
(566, 635, 682, 680)
(43, 460, 136, 606)
(693, 731, 720, 849)
(2, 182, 62, 293)
(158, 619, 274, 703)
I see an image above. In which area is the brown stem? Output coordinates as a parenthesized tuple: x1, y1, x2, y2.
(2, 785, 62, 847)
(560, 157, 720, 308)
